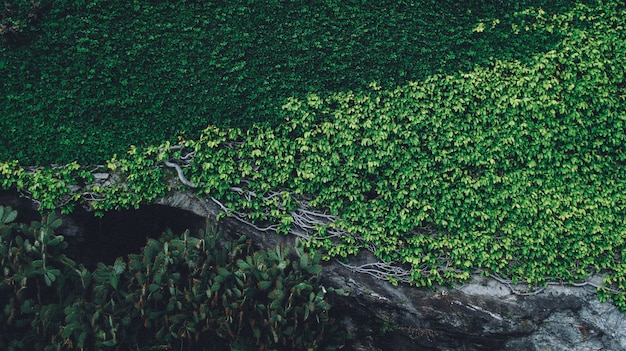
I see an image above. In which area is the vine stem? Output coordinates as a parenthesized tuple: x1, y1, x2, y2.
(68, 143, 624, 295)
(164, 161, 197, 188)
(163, 145, 624, 293)
(488, 274, 623, 296)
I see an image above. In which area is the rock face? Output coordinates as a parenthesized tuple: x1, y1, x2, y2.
(155, 191, 626, 351)
(327, 268, 626, 351)
(2, 189, 625, 350)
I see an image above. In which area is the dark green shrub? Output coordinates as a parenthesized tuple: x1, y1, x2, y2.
(0, 206, 84, 351)
(0, 206, 345, 350)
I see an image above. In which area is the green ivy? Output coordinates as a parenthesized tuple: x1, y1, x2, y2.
(1, 0, 625, 310)
(173, 1, 626, 305)
(1, 0, 585, 164)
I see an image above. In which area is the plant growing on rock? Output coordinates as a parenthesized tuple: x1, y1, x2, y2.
(1, 0, 625, 311)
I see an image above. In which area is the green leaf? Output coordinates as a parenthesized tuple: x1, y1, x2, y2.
(46, 213, 63, 229)
(44, 271, 54, 286)
(304, 264, 322, 275)
(1, 207, 17, 224)
(236, 260, 250, 270)
(110, 275, 119, 290)
(218, 267, 232, 279)
(47, 235, 64, 247)
(20, 300, 33, 314)
(257, 280, 272, 291)
(113, 258, 126, 275)
(148, 284, 160, 293)
(299, 254, 309, 268)
(102, 340, 117, 347)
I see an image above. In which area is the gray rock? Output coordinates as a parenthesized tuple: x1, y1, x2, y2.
(156, 191, 626, 351)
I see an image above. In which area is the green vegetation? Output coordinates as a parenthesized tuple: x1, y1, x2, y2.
(1, 0, 625, 315)
(0, 206, 345, 350)
(2, 0, 586, 164)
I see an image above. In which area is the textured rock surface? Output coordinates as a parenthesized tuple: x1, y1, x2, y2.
(156, 191, 626, 351)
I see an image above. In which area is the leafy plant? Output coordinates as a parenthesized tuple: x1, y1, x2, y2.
(0, 0, 584, 164)
(0, 206, 345, 350)
(1, 0, 625, 312)
(0, 206, 85, 351)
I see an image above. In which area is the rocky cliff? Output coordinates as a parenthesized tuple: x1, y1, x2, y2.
(2, 189, 625, 350)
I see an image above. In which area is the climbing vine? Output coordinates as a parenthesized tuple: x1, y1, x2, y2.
(1, 1, 625, 309)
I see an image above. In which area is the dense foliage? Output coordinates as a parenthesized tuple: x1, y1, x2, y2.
(4, 0, 625, 309)
(1, 0, 587, 164)
(0, 0, 45, 42)
(170, 0, 626, 303)
(1, 0, 625, 316)
(0, 206, 345, 350)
